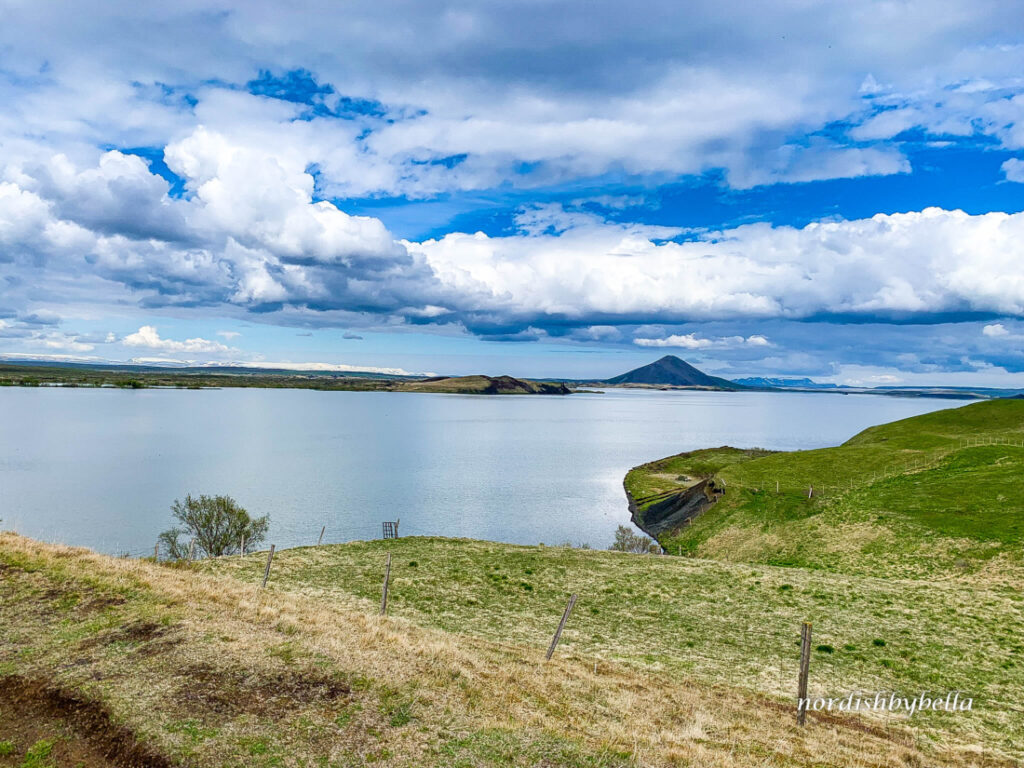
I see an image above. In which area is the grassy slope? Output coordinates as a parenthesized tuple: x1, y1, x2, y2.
(626, 399, 1024, 579)
(202, 538, 1024, 760)
(1, 534, 1019, 766)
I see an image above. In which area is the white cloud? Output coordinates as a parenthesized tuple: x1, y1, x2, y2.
(0, 1, 1022, 200)
(410, 207, 1024, 328)
(1003, 158, 1024, 183)
(981, 322, 1024, 343)
(848, 108, 923, 141)
(233, 361, 424, 375)
(726, 142, 910, 189)
(8, 142, 1024, 340)
(163, 127, 402, 263)
(635, 334, 713, 349)
(122, 326, 235, 355)
(633, 333, 772, 349)
(217, 330, 242, 339)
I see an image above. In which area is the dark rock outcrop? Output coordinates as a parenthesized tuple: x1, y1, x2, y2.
(626, 478, 725, 538)
(401, 375, 571, 395)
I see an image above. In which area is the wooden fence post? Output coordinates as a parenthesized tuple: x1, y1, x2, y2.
(546, 594, 578, 661)
(380, 553, 392, 616)
(153, 542, 159, 561)
(797, 621, 812, 725)
(261, 544, 276, 589)
(240, 534, 245, 558)
(318, 525, 326, 546)
(187, 538, 196, 562)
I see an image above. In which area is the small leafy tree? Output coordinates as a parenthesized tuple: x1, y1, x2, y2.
(158, 494, 268, 560)
(609, 524, 660, 554)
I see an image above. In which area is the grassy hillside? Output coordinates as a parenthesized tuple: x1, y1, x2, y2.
(626, 398, 1024, 579)
(2, 534, 1020, 766)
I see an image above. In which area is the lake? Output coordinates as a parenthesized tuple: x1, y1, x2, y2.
(0, 387, 971, 554)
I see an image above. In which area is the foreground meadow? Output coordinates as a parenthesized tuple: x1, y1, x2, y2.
(0, 532, 1019, 766)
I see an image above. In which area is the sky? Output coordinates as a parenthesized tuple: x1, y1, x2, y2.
(2, 1, 1024, 384)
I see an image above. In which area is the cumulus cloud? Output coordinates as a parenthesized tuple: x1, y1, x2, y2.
(408, 206, 1024, 331)
(981, 322, 1024, 343)
(122, 326, 235, 355)
(635, 334, 713, 349)
(163, 127, 403, 264)
(7, 143, 1024, 342)
(1003, 158, 1024, 183)
(634, 333, 772, 349)
(16, 151, 183, 241)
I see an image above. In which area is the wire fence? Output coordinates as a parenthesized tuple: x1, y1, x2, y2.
(116, 526, 1024, 749)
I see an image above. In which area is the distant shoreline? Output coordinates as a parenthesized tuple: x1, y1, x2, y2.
(0, 362, 570, 395)
(0, 360, 999, 399)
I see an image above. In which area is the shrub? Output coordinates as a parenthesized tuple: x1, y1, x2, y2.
(609, 525, 660, 554)
(158, 494, 268, 560)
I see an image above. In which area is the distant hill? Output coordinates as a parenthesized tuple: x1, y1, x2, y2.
(604, 355, 740, 389)
(732, 376, 838, 389)
(398, 375, 570, 395)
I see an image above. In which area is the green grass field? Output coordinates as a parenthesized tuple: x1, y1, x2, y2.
(626, 398, 1024, 578)
(200, 536, 1024, 759)
(9, 534, 1001, 768)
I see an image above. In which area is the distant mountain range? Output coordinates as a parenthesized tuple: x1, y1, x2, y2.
(731, 376, 838, 389)
(602, 355, 741, 389)
(595, 358, 1021, 400)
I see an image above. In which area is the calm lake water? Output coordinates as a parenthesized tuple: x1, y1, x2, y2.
(0, 387, 971, 554)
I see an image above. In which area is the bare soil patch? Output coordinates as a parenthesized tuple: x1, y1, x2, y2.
(0, 676, 174, 768)
(173, 663, 350, 717)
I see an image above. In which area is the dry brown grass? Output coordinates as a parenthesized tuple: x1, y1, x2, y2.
(0, 533, 1014, 767)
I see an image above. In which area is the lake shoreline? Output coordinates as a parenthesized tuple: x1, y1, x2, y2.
(0, 386, 970, 556)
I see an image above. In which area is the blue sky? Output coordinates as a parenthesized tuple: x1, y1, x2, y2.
(2, 1, 1024, 383)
